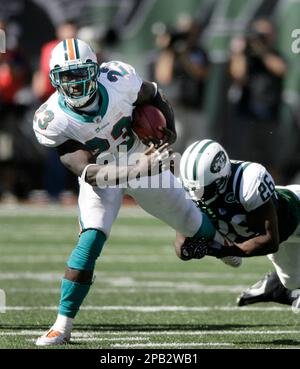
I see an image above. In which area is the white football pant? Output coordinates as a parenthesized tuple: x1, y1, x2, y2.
(267, 185, 300, 289)
(78, 142, 203, 239)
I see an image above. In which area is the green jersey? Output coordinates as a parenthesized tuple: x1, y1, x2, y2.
(191, 161, 300, 244)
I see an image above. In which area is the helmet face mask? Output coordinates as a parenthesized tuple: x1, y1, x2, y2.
(50, 63, 98, 103)
(180, 139, 231, 204)
(49, 39, 99, 108)
(202, 176, 229, 203)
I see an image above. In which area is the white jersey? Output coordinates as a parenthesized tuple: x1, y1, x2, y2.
(230, 160, 275, 212)
(196, 160, 276, 243)
(33, 61, 143, 155)
(32, 59, 213, 248)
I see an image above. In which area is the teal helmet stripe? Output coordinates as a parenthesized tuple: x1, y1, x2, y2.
(193, 140, 214, 181)
(184, 141, 201, 179)
(74, 39, 80, 59)
(63, 40, 68, 61)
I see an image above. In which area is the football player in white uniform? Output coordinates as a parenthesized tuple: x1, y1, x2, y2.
(178, 139, 300, 308)
(33, 39, 222, 346)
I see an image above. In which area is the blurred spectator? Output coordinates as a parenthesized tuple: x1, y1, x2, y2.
(152, 17, 209, 153)
(77, 25, 107, 65)
(0, 19, 30, 202)
(0, 20, 28, 106)
(228, 18, 286, 180)
(32, 19, 78, 102)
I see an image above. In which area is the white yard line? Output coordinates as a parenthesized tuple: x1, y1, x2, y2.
(6, 283, 248, 294)
(1, 227, 173, 241)
(24, 337, 234, 347)
(4, 305, 292, 312)
(0, 205, 150, 218)
(26, 337, 148, 342)
(0, 271, 263, 281)
(112, 342, 234, 347)
(1, 329, 299, 337)
(0, 255, 177, 263)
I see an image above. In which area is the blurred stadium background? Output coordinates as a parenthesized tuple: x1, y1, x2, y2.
(1, 0, 300, 202)
(0, 0, 300, 349)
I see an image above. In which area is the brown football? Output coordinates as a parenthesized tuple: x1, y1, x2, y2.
(132, 105, 166, 141)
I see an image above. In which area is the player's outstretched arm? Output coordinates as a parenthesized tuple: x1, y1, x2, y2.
(209, 200, 280, 258)
(58, 140, 174, 187)
(175, 200, 280, 260)
(235, 199, 279, 255)
(134, 81, 177, 145)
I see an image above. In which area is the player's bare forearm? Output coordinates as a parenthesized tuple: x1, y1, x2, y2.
(57, 140, 124, 186)
(59, 151, 120, 187)
(57, 140, 97, 178)
(211, 207, 279, 257)
(59, 141, 173, 187)
(235, 228, 278, 256)
(178, 199, 280, 259)
(208, 228, 278, 258)
(209, 201, 280, 258)
(175, 234, 276, 259)
(86, 144, 172, 186)
(134, 81, 176, 144)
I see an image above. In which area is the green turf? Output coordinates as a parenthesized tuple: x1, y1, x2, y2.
(0, 206, 299, 349)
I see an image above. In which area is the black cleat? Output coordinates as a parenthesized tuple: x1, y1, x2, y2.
(237, 272, 295, 306)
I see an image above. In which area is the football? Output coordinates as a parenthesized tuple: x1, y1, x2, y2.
(132, 105, 166, 141)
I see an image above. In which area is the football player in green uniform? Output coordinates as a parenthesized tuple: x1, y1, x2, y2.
(178, 139, 300, 307)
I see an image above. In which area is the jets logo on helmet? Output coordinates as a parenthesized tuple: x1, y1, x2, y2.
(180, 139, 231, 203)
(49, 38, 99, 108)
(210, 151, 227, 173)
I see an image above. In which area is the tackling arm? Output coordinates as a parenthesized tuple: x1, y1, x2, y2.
(134, 81, 177, 145)
(175, 200, 280, 260)
(209, 200, 280, 258)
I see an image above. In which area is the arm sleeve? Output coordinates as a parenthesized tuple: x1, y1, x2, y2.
(100, 60, 143, 105)
(237, 163, 275, 212)
(33, 103, 68, 148)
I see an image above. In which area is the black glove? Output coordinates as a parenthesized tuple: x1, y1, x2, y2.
(158, 127, 177, 145)
(180, 236, 210, 260)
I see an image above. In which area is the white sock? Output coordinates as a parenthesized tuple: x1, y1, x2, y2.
(52, 314, 73, 334)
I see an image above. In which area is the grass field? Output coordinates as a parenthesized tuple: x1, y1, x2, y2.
(0, 205, 299, 349)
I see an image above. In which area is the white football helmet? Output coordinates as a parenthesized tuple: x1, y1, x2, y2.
(49, 38, 98, 108)
(180, 139, 231, 203)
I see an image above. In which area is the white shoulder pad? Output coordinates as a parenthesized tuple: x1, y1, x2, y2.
(99, 60, 143, 104)
(233, 162, 275, 212)
(33, 94, 68, 148)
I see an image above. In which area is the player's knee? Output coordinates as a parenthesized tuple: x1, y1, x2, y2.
(67, 229, 107, 271)
(65, 268, 94, 284)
